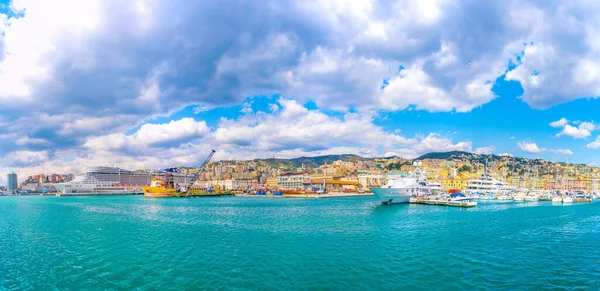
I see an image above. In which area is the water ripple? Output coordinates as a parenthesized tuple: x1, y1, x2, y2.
(1, 196, 599, 290)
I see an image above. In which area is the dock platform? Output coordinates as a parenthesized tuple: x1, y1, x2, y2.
(409, 197, 477, 208)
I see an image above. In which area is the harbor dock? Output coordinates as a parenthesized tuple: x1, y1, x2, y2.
(409, 196, 477, 208)
(55, 192, 142, 197)
(234, 192, 373, 199)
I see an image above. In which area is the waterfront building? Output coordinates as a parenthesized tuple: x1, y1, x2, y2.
(357, 174, 386, 188)
(7, 172, 17, 192)
(276, 173, 311, 190)
(21, 184, 39, 192)
(307, 179, 358, 192)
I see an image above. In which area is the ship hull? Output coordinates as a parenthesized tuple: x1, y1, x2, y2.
(370, 187, 413, 204)
(142, 185, 177, 198)
(143, 192, 176, 198)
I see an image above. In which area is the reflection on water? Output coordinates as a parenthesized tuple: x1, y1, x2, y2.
(0, 196, 598, 290)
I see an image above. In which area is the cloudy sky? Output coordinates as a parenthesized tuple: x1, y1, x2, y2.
(1, 0, 600, 183)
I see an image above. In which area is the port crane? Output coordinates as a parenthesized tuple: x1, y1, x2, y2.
(183, 150, 216, 192)
(195, 150, 216, 176)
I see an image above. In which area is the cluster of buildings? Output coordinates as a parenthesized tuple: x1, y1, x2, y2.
(24, 174, 74, 184)
(3, 153, 600, 194)
(190, 154, 600, 193)
(408, 155, 600, 193)
(19, 173, 74, 192)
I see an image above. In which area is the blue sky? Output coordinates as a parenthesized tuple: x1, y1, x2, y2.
(1, 0, 600, 181)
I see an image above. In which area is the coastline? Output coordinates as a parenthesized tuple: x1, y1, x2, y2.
(235, 192, 373, 199)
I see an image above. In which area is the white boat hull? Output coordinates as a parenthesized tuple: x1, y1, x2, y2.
(370, 187, 413, 204)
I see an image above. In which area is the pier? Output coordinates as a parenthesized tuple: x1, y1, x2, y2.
(234, 192, 373, 199)
(409, 197, 477, 208)
(55, 192, 143, 197)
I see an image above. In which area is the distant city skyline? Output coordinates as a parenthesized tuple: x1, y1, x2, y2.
(2, 1, 600, 185)
(3, 150, 599, 189)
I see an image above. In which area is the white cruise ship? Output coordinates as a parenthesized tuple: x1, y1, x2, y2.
(370, 161, 434, 204)
(51, 166, 197, 194)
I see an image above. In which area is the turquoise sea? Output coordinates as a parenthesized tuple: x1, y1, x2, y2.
(0, 196, 599, 290)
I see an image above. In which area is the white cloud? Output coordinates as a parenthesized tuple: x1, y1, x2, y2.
(549, 118, 568, 128)
(518, 141, 545, 153)
(587, 136, 600, 149)
(3, 150, 50, 167)
(579, 122, 596, 132)
(550, 149, 573, 155)
(475, 146, 496, 154)
(193, 105, 212, 114)
(3, 0, 600, 178)
(213, 99, 418, 152)
(555, 122, 596, 139)
(517, 141, 573, 156)
(15, 136, 50, 146)
(376, 63, 495, 112)
(556, 124, 591, 139)
(3, 99, 476, 178)
(84, 118, 210, 151)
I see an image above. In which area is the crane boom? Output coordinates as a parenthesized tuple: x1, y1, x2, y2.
(184, 150, 216, 192)
(196, 150, 216, 175)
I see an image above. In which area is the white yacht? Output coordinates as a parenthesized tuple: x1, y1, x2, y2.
(370, 161, 434, 204)
(427, 182, 443, 193)
(465, 163, 510, 198)
(513, 191, 526, 202)
(524, 191, 539, 202)
(539, 190, 553, 201)
(51, 166, 197, 194)
(496, 193, 512, 201)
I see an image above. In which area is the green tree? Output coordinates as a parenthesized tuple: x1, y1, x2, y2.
(459, 165, 472, 172)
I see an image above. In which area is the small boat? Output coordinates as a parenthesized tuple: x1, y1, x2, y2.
(496, 193, 512, 202)
(539, 191, 553, 201)
(513, 191, 525, 202)
(573, 192, 592, 203)
(552, 196, 563, 203)
(524, 192, 539, 202)
(447, 193, 477, 207)
(562, 195, 574, 203)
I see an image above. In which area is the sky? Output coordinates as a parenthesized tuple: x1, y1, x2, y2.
(2, 0, 600, 183)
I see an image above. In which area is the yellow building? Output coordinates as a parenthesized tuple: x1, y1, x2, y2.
(441, 178, 467, 191)
(439, 168, 449, 177)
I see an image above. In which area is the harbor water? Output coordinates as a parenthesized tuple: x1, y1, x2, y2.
(0, 196, 599, 290)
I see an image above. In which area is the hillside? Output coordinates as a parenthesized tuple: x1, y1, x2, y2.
(215, 151, 586, 172)
(415, 151, 477, 160)
(253, 154, 368, 169)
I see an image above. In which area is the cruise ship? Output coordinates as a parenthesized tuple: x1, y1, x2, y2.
(51, 166, 197, 194)
(370, 161, 434, 204)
